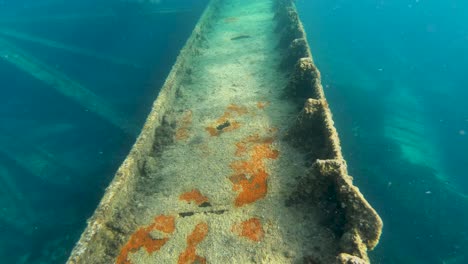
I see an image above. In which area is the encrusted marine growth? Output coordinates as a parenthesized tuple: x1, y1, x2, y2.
(275, 6, 302, 48)
(286, 58, 321, 99)
(286, 99, 334, 161)
(313, 160, 383, 255)
(280, 38, 309, 69)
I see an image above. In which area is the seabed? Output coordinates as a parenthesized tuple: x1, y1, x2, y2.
(68, 0, 382, 263)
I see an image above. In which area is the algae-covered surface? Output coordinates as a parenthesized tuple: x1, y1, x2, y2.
(69, 0, 382, 263)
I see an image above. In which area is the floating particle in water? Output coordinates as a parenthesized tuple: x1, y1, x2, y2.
(459, 130, 466, 136)
(232, 218, 264, 242)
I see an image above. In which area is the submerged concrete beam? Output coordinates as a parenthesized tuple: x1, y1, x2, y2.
(0, 37, 137, 135)
(67, 0, 382, 263)
(0, 29, 142, 69)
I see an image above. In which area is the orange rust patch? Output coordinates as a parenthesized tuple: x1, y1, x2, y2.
(227, 104, 248, 115)
(154, 215, 176, 234)
(117, 215, 175, 264)
(257, 101, 270, 109)
(205, 127, 218, 136)
(217, 111, 232, 124)
(179, 189, 209, 206)
(178, 222, 209, 264)
(232, 218, 264, 242)
(176, 129, 190, 141)
(229, 168, 268, 206)
(229, 134, 279, 207)
(205, 104, 247, 136)
(235, 134, 275, 157)
(235, 142, 248, 156)
(176, 110, 193, 141)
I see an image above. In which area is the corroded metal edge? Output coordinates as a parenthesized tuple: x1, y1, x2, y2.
(66, 1, 222, 263)
(275, 0, 383, 263)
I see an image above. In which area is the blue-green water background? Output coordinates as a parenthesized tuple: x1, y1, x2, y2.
(297, 0, 468, 263)
(0, 0, 208, 263)
(0, 0, 466, 263)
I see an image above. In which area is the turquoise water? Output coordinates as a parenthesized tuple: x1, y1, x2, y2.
(297, 0, 468, 263)
(0, 0, 207, 263)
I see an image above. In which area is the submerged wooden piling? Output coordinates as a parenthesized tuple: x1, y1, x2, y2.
(0, 131, 75, 185)
(0, 37, 136, 135)
(0, 29, 142, 69)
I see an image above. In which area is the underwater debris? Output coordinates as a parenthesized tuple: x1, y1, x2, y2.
(205, 209, 226, 215)
(216, 120, 231, 131)
(116, 215, 175, 264)
(178, 222, 209, 264)
(205, 104, 246, 136)
(199, 201, 212, 208)
(232, 218, 264, 242)
(179, 189, 210, 206)
(229, 134, 279, 207)
(179, 212, 195, 218)
(230, 35, 251, 41)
